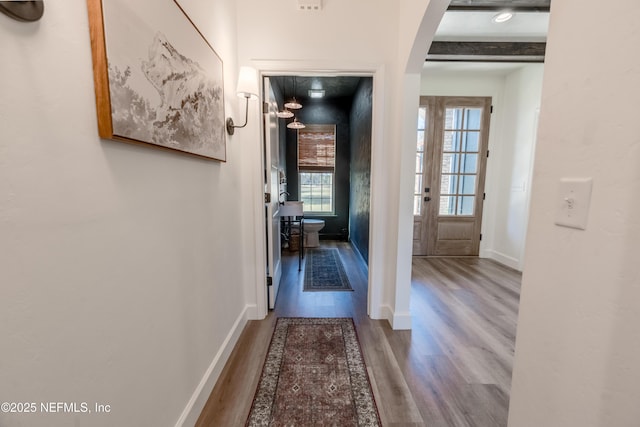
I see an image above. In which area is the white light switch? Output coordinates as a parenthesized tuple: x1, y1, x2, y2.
(554, 178, 593, 230)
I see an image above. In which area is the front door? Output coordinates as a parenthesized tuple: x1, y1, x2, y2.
(413, 96, 491, 256)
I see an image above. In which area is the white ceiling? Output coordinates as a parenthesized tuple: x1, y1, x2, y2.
(434, 11, 549, 42)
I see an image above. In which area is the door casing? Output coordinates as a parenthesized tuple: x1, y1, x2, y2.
(263, 77, 282, 308)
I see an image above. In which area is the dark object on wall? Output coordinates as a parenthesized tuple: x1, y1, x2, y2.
(0, 1, 44, 22)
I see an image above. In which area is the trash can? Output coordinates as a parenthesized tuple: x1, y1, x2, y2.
(289, 227, 300, 252)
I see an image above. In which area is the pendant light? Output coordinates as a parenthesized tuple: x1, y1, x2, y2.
(279, 76, 305, 129)
(284, 98, 302, 110)
(277, 76, 296, 118)
(277, 109, 294, 119)
(284, 76, 302, 110)
(287, 117, 306, 129)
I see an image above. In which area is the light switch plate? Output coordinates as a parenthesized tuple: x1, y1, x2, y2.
(554, 178, 593, 230)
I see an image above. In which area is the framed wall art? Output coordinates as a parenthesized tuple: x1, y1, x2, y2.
(87, 0, 226, 161)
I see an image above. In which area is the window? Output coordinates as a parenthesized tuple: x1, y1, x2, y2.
(414, 107, 427, 215)
(439, 107, 481, 216)
(298, 124, 336, 214)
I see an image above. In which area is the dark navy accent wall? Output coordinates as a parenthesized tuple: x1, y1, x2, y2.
(285, 98, 352, 239)
(349, 78, 373, 263)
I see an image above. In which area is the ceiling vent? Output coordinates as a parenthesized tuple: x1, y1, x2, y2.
(297, 0, 322, 11)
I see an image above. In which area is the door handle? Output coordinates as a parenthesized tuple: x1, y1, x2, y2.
(424, 196, 431, 202)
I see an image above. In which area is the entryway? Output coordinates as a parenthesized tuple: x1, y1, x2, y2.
(261, 74, 373, 310)
(413, 96, 492, 256)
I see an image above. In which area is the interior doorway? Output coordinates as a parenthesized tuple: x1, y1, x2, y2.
(413, 96, 491, 256)
(261, 73, 374, 310)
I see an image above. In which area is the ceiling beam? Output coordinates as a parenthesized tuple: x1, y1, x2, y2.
(427, 41, 546, 63)
(447, 0, 550, 12)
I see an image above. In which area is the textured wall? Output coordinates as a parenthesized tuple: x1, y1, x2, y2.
(491, 65, 543, 270)
(349, 78, 373, 263)
(0, 1, 256, 425)
(508, 0, 640, 425)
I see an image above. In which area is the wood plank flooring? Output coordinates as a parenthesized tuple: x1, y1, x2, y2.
(196, 242, 521, 427)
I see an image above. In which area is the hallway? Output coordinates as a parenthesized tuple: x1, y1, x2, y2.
(196, 242, 521, 426)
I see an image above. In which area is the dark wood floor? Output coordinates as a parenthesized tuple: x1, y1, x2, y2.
(196, 241, 521, 427)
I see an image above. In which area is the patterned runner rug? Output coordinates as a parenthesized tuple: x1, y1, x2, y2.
(303, 248, 353, 292)
(246, 318, 381, 427)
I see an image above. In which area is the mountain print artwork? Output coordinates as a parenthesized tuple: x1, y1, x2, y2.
(85, 0, 227, 160)
(108, 32, 224, 159)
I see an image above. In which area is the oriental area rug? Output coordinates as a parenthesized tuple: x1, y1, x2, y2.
(303, 248, 353, 292)
(246, 318, 381, 427)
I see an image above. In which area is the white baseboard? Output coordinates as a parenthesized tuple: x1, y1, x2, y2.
(379, 304, 412, 330)
(244, 303, 261, 320)
(175, 305, 251, 427)
(377, 304, 392, 322)
(368, 304, 385, 320)
(391, 310, 412, 330)
(484, 249, 521, 271)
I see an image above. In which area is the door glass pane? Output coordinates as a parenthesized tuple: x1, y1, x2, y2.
(461, 131, 480, 152)
(461, 153, 478, 174)
(441, 153, 459, 174)
(415, 152, 424, 173)
(416, 130, 425, 151)
(439, 196, 456, 215)
(443, 131, 460, 152)
(458, 196, 475, 215)
(445, 108, 463, 129)
(415, 174, 423, 194)
(418, 107, 426, 130)
(459, 175, 476, 195)
(414, 196, 421, 216)
(464, 108, 482, 130)
(440, 174, 457, 195)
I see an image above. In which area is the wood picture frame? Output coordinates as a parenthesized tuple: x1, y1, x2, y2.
(87, 0, 226, 161)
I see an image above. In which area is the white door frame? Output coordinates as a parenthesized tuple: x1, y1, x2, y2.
(251, 62, 384, 320)
(263, 77, 282, 309)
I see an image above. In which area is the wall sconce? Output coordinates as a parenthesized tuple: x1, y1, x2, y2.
(0, 1, 44, 22)
(226, 66, 259, 135)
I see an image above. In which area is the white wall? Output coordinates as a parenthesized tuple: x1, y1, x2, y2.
(235, 0, 449, 329)
(0, 1, 259, 426)
(489, 65, 544, 270)
(420, 64, 544, 270)
(508, 0, 640, 425)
